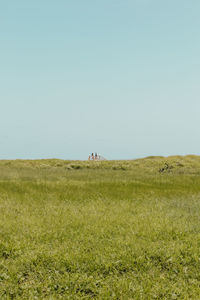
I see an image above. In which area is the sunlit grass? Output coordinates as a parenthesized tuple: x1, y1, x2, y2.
(0, 156, 200, 299)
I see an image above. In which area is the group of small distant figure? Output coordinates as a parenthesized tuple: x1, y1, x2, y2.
(88, 152, 99, 161)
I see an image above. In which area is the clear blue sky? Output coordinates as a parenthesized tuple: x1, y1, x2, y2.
(1, 1, 200, 160)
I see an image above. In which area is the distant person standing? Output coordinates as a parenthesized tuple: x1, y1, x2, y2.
(95, 152, 97, 160)
(91, 153, 94, 160)
(88, 154, 91, 161)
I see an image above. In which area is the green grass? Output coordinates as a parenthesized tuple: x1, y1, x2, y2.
(0, 156, 200, 299)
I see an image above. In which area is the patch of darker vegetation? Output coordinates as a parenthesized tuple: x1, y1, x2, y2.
(70, 164, 82, 170)
(159, 161, 186, 174)
(76, 287, 97, 298)
(159, 163, 174, 173)
(0, 243, 15, 260)
(66, 164, 83, 170)
(112, 165, 127, 171)
(176, 162, 184, 167)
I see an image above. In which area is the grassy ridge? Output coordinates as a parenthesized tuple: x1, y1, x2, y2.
(0, 156, 200, 299)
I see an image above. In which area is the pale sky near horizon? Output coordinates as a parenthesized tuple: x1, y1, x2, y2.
(1, 1, 200, 160)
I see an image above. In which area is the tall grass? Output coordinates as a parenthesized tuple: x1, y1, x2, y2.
(0, 156, 200, 299)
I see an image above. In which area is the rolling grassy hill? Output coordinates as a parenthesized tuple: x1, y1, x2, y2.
(0, 156, 200, 299)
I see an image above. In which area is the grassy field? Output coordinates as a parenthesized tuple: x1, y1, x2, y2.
(0, 156, 200, 299)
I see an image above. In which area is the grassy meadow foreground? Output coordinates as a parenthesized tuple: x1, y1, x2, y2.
(0, 156, 200, 299)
